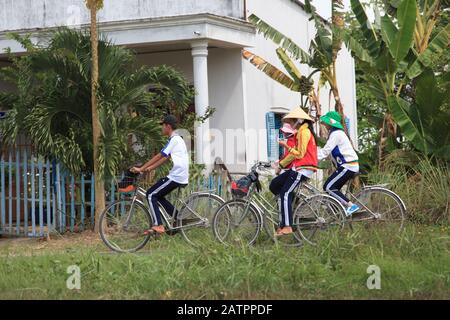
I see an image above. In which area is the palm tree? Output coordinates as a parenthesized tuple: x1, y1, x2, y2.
(0, 29, 194, 227)
(85, 0, 105, 232)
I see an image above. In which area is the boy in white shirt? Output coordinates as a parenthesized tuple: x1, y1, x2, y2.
(131, 115, 189, 234)
(318, 111, 360, 216)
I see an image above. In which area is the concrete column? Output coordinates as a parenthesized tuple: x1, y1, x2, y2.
(191, 41, 211, 166)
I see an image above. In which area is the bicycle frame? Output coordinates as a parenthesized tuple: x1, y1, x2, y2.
(240, 178, 318, 228)
(123, 186, 210, 231)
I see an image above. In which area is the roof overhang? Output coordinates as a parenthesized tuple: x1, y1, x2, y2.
(0, 13, 256, 56)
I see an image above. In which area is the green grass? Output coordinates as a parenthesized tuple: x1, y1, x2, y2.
(0, 223, 449, 300)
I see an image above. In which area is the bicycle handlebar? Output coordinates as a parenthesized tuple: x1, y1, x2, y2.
(250, 161, 273, 171)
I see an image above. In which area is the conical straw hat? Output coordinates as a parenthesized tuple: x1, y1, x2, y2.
(283, 107, 314, 122)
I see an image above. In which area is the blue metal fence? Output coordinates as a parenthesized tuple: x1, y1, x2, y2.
(0, 148, 231, 238)
(0, 148, 98, 237)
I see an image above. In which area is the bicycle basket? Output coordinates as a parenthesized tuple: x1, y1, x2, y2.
(117, 169, 140, 189)
(231, 172, 259, 198)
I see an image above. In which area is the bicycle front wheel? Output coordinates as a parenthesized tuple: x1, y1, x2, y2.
(212, 199, 262, 246)
(293, 194, 345, 246)
(179, 193, 225, 247)
(99, 199, 153, 253)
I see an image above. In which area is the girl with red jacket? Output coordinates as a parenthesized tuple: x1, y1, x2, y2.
(269, 108, 318, 236)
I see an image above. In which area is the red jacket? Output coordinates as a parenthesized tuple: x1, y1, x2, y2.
(279, 136, 296, 170)
(279, 124, 318, 170)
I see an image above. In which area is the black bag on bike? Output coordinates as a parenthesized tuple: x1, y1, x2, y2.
(231, 171, 260, 198)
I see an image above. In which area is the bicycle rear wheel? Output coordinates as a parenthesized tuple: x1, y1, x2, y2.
(293, 194, 345, 245)
(212, 199, 262, 246)
(179, 193, 225, 246)
(99, 199, 152, 253)
(353, 187, 406, 231)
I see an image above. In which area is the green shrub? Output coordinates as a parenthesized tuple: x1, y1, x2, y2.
(367, 151, 449, 224)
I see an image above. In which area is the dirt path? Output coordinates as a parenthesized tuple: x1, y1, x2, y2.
(0, 231, 102, 256)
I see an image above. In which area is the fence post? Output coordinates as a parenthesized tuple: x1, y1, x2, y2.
(61, 174, 66, 232)
(15, 149, 20, 235)
(70, 175, 75, 232)
(23, 149, 28, 234)
(0, 155, 5, 233)
(8, 152, 12, 233)
(218, 175, 222, 198)
(38, 160, 44, 236)
(30, 155, 36, 236)
(91, 174, 95, 227)
(55, 163, 63, 233)
(46, 160, 52, 234)
(81, 174, 85, 231)
(110, 178, 115, 214)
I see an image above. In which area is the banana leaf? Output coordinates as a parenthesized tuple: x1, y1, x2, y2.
(388, 95, 430, 153)
(389, 0, 416, 63)
(350, 0, 380, 57)
(343, 33, 374, 65)
(276, 48, 303, 82)
(407, 24, 450, 79)
(242, 50, 299, 92)
(248, 14, 311, 64)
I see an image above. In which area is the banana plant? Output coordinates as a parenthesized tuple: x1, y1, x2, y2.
(387, 68, 450, 158)
(345, 0, 449, 161)
(246, 0, 353, 137)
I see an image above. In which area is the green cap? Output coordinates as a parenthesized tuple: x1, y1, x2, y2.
(320, 111, 344, 130)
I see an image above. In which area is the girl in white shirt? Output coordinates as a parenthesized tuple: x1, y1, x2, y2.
(318, 111, 360, 216)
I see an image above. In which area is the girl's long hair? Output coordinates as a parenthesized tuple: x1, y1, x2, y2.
(305, 120, 318, 143)
(293, 119, 317, 142)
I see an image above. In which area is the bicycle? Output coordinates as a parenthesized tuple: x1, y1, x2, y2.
(340, 175, 407, 231)
(212, 162, 345, 247)
(99, 174, 225, 253)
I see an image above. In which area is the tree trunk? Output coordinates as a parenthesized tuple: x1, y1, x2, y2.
(90, 5, 105, 233)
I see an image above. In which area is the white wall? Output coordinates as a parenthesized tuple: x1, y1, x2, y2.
(208, 48, 247, 172)
(0, 0, 245, 32)
(134, 47, 247, 172)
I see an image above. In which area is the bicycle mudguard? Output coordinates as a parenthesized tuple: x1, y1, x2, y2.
(362, 183, 390, 189)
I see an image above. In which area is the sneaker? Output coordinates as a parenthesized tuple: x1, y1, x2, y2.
(346, 204, 360, 217)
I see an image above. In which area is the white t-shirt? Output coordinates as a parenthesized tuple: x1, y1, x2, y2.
(318, 129, 359, 173)
(161, 134, 190, 184)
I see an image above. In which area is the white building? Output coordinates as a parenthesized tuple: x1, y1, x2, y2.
(0, 0, 357, 173)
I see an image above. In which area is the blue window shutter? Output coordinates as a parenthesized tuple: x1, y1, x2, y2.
(274, 114, 283, 158)
(266, 112, 278, 161)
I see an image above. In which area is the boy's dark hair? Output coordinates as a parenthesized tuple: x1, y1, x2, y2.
(161, 115, 178, 130)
